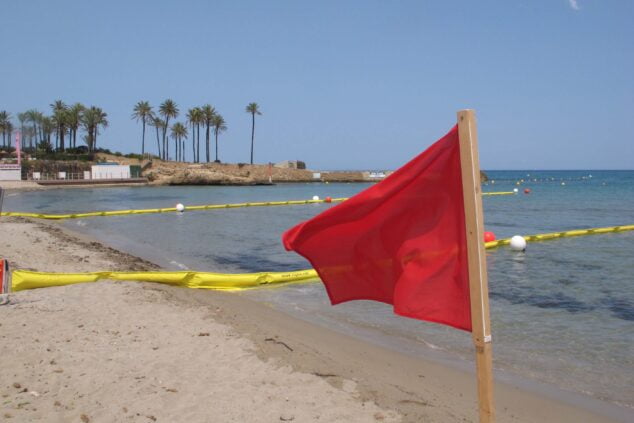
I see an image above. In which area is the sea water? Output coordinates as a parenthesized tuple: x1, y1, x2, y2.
(4, 170, 634, 410)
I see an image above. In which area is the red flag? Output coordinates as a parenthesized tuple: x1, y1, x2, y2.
(282, 125, 471, 331)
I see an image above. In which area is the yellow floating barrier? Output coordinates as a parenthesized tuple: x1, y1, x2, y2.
(0, 192, 514, 221)
(9, 224, 632, 293)
(11, 269, 319, 292)
(1, 198, 349, 220)
(481, 191, 516, 196)
(483, 224, 634, 249)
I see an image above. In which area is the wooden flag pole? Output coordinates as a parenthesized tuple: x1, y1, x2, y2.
(457, 109, 495, 422)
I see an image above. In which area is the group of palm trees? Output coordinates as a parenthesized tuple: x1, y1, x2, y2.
(132, 100, 261, 164)
(1, 99, 262, 163)
(0, 102, 108, 154)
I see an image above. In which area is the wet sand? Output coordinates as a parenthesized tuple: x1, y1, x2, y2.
(0, 217, 629, 422)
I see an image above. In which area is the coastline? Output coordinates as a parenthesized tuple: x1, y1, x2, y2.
(1, 180, 152, 193)
(0, 217, 631, 422)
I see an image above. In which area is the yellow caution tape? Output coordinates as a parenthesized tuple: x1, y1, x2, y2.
(9, 224, 632, 293)
(0, 192, 514, 220)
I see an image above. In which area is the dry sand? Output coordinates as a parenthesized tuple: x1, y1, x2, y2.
(0, 217, 630, 422)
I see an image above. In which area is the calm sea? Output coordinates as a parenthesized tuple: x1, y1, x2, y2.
(5, 170, 634, 412)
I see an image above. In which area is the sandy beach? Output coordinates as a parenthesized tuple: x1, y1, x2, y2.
(3, 0, 632, 420)
(0, 216, 630, 422)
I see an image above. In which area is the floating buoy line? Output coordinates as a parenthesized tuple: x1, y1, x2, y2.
(484, 173, 595, 185)
(0, 192, 516, 220)
(6, 224, 633, 293)
(483, 225, 634, 248)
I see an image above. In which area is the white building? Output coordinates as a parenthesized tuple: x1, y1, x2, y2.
(91, 164, 131, 180)
(0, 164, 22, 181)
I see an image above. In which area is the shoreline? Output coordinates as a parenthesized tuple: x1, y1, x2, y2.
(1, 180, 153, 193)
(0, 217, 631, 422)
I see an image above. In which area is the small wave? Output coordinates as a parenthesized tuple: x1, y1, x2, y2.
(169, 260, 189, 270)
(422, 341, 444, 351)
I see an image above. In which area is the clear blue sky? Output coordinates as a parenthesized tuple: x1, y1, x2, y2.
(1, 0, 632, 170)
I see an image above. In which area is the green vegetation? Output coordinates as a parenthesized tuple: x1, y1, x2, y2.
(0, 102, 107, 157)
(82, 107, 109, 153)
(0, 111, 13, 148)
(2, 98, 251, 164)
(131, 100, 228, 163)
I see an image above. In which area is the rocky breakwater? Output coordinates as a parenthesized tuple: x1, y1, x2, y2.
(144, 162, 315, 185)
(142, 160, 488, 185)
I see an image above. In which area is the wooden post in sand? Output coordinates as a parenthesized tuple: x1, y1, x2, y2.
(457, 109, 495, 422)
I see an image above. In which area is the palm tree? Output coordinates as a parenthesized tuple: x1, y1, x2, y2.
(186, 108, 196, 162)
(211, 114, 227, 162)
(159, 99, 179, 160)
(92, 107, 108, 152)
(24, 109, 42, 150)
(150, 114, 165, 159)
(245, 102, 261, 164)
(81, 106, 108, 153)
(170, 122, 187, 162)
(17, 112, 27, 150)
(0, 111, 10, 148)
(187, 107, 202, 163)
(81, 107, 96, 152)
(23, 126, 38, 152)
(200, 104, 216, 163)
(50, 100, 68, 151)
(67, 103, 84, 149)
(131, 101, 153, 156)
(51, 100, 66, 111)
(41, 116, 55, 147)
(5, 121, 13, 148)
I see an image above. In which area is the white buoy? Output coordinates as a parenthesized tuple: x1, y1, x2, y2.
(510, 235, 527, 251)
(561, 182, 566, 186)
(513, 188, 519, 193)
(176, 203, 185, 212)
(312, 195, 320, 201)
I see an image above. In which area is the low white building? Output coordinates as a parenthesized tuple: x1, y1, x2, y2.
(91, 164, 131, 180)
(0, 164, 22, 181)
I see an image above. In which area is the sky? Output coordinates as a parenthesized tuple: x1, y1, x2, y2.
(1, 0, 632, 170)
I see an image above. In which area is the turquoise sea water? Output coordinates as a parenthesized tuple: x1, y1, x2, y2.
(4, 170, 634, 412)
